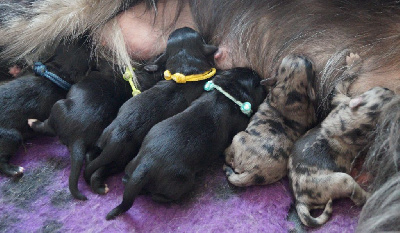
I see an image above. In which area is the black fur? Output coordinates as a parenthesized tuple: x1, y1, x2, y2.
(84, 27, 218, 194)
(106, 67, 266, 220)
(29, 60, 133, 200)
(0, 40, 93, 177)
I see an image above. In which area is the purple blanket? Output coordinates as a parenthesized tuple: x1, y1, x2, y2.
(0, 136, 361, 232)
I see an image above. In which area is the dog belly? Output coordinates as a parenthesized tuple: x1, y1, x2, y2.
(350, 70, 400, 95)
(115, 0, 195, 60)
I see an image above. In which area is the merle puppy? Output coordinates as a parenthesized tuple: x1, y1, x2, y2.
(106, 68, 266, 220)
(0, 40, 92, 177)
(224, 55, 317, 187)
(289, 86, 395, 227)
(84, 27, 218, 194)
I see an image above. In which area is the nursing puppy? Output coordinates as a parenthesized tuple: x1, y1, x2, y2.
(224, 53, 360, 187)
(288, 86, 396, 227)
(28, 60, 133, 200)
(84, 27, 217, 194)
(224, 55, 317, 187)
(0, 40, 93, 177)
(106, 67, 266, 220)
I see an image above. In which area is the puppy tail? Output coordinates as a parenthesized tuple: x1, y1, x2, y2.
(296, 199, 333, 228)
(69, 140, 88, 200)
(106, 163, 150, 220)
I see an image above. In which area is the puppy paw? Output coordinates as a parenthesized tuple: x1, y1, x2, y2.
(8, 65, 21, 77)
(0, 163, 24, 177)
(346, 53, 361, 67)
(104, 184, 110, 194)
(223, 164, 234, 176)
(27, 119, 38, 127)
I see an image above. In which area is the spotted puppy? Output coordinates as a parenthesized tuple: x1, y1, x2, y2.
(224, 55, 317, 186)
(0, 40, 93, 177)
(289, 86, 396, 227)
(106, 67, 266, 220)
(84, 27, 218, 194)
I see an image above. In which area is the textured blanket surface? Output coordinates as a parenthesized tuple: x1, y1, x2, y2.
(0, 136, 361, 232)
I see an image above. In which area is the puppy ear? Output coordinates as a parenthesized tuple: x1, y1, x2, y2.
(153, 53, 167, 65)
(144, 53, 167, 72)
(202, 44, 218, 56)
(144, 64, 159, 72)
(307, 87, 316, 102)
(349, 96, 363, 109)
(260, 77, 277, 86)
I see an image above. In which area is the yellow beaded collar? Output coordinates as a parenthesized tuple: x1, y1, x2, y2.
(123, 68, 141, 96)
(164, 68, 216, 83)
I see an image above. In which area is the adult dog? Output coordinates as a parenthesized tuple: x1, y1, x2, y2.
(1, 0, 399, 229)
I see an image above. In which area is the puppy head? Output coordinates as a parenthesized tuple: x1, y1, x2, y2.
(151, 27, 217, 75)
(213, 67, 267, 115)
(266, 55, 316, 111)
(349, 86, 395, 116)
(45, 38, 93, 83)
(325, 87, 395, 146)
(263, 55, 316, 129)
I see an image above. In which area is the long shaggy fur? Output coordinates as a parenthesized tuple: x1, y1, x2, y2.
(363, 95, 400, 191)
(356, 173, 400, 232)
(0, 0, 157, 63)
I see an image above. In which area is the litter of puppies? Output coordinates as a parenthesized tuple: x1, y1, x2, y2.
(0, 26, 398, 228)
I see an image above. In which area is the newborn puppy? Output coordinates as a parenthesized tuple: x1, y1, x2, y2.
(224, 55, 317, 186)
(28, 60, 133, 200)
(289, 86, 395, 227)
(0, 40, 93, 177)
(84, 27, 217, 194)
(106, 67, 266, 220)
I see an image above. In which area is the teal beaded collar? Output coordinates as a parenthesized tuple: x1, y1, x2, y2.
(204, 80, 252, 117)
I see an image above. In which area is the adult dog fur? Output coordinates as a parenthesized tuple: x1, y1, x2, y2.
(84, 27, 217, 194)
(106, 67, 266, 220)
(0, 40, 93, 177)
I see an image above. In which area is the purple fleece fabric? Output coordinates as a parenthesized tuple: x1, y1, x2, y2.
(0, 136, 361, 232)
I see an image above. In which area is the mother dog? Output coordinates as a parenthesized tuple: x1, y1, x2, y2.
(1, 0, 400, 230)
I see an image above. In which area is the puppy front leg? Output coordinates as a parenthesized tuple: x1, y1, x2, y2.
(28, 119, 56, 136)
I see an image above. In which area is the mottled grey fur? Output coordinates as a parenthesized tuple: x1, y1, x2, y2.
(289, 86, 395, 227)
(224, 55, 316, 187)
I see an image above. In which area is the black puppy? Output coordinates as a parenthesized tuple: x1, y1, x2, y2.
(28, 59, 134, 200)
(84, 27, 218, 194)
(106, 67, 267, 220)
(0, 40, 93, 177)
